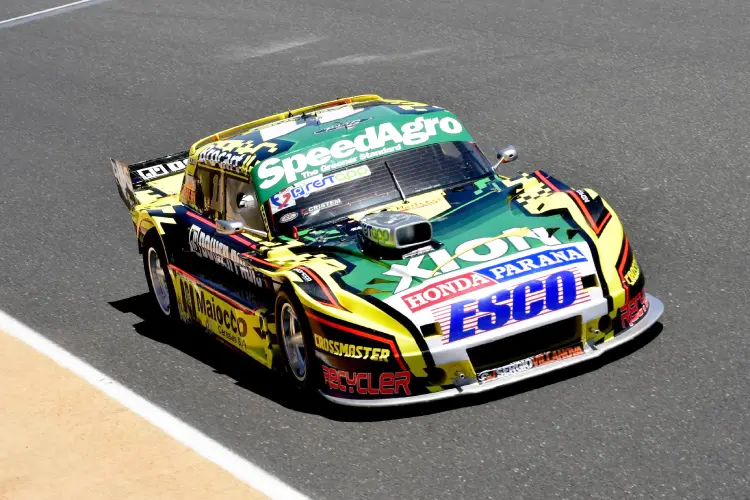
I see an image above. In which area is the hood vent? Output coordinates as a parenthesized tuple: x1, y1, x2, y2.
(358, 212, 435, 258)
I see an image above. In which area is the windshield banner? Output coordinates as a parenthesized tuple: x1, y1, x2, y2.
(252, 111, 474, 204)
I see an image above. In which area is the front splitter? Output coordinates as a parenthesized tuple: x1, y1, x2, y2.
(321, 293, 665, 407)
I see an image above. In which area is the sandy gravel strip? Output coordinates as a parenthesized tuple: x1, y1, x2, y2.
(0, 310, 309, 500)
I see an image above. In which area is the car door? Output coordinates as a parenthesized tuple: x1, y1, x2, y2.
(175, 166, 272, 365)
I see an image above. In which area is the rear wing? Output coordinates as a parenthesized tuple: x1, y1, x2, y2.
(110, 151, 189, 211)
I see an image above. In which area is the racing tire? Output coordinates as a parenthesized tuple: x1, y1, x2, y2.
(275, 287, 318, 393)
(143, 231, 179, 322)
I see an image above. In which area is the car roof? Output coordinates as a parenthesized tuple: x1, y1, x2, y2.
(187, 96, 448, 176)
(186, 95, 475, 204)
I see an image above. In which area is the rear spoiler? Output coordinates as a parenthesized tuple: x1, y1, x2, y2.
(110, 151, 189, 211)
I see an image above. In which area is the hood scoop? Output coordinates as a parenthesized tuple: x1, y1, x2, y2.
(358, 212, 437, 259)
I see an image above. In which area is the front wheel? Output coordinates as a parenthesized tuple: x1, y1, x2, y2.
(143, 232, 179, 321)
(275, 288, 317, 392)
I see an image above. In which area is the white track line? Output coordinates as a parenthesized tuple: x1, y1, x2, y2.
(0, 309, 310, 500)
(0, 0, 109, 28)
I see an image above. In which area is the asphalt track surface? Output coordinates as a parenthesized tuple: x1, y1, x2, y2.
(1, 1, 748, 498)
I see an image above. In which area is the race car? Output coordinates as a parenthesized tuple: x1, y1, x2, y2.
(110, 94, 664, 406)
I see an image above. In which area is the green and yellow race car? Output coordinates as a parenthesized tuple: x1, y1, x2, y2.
(111, 94, 663, 406)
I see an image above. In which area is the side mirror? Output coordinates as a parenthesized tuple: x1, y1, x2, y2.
(497, 145, 518, 164)
(493, 145, 518, 173)
(216, 219, 243, 235)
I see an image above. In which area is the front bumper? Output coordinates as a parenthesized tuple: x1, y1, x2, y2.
(321, 293, 664, 407)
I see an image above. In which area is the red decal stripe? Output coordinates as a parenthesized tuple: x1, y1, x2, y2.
(617, 237, 631, 302)
(534, 171, 560, 191)
(168, 264, 258, 313)
(186, 210, 215, 227)
(240, 252, 281, 269)
(567, 191, 610, 235)
(532, 172, 610, 235)
(299, 266, 343, 310)
(229, 233, 257, 249)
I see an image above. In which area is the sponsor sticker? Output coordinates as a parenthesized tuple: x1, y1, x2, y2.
(188, 225, 265, 288)
(289, 165, 370, 200)
(384, 227, 564, 293)
(176, 276, 252, 350)
(279, 212, 298, 223)
(401, 272, 495, 313)
(314, 117, 372, 134)
(314, 334, 391, 362)
(135, 160, 187, 181)
(399, 246, 588, 313)
(300, 198, 342, 216)
(620, 289, 649, 329)
(269, 167, 369, 214)
(474, 246, 588, 284)
(321, 366, 411, 396)
(440, 270, 589, 343)
(623, 256, 640, 286)
(270, 189, 296, 214)
(476, 343, 585, 383)
(253, 111, 472, 202)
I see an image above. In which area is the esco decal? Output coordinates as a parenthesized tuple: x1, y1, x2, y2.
(449, 270, 578, 343)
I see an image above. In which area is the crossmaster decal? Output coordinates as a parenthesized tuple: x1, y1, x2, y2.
(432, 268, 591, 343)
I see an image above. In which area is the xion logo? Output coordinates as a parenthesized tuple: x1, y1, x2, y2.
(256, 114, 465, 190)
(385, 227, 563, 293)
(188, 225, 265, 288)
(449, 270, 578, 343)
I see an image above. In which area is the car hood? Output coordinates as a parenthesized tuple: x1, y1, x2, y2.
(299, 177, 595, 308)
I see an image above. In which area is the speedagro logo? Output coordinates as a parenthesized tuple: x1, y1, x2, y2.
(256, 115, 464, 190)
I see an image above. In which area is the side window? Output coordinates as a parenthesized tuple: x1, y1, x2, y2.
(226, 177, 265, 232)
(193, 167, 224, 220)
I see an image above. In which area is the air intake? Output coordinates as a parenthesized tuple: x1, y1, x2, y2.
(360, 212, 433, 250)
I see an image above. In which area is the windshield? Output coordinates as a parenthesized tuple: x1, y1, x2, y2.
(266, 141, 493, 233)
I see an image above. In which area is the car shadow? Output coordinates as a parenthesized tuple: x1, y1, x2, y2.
(110, 293, 664, 421)
(109, 293, 321, 413)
